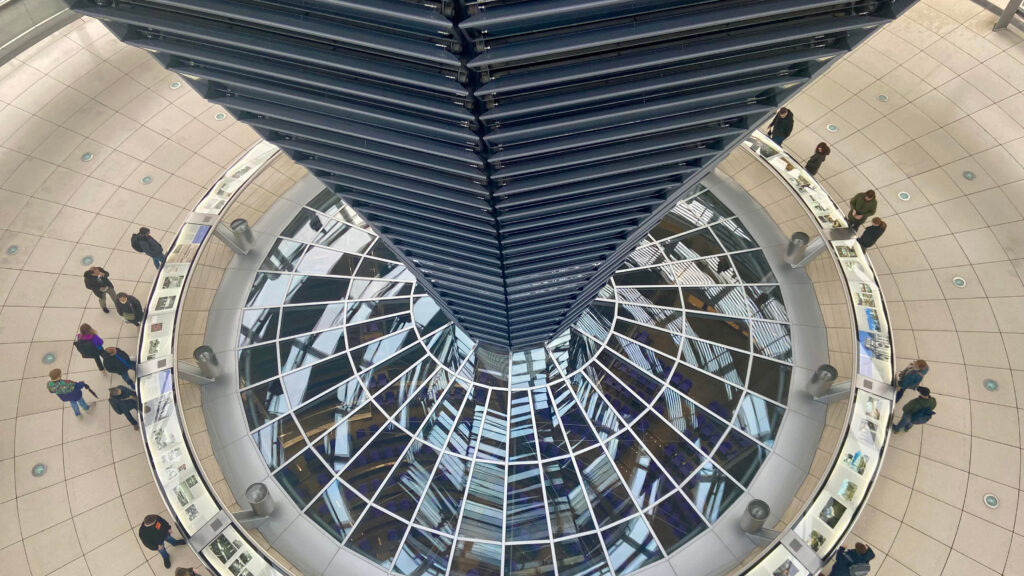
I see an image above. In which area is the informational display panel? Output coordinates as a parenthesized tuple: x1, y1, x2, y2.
(200, 525, 276, 576)
(737, 131, 896, 575)
(140, 369, 220, 534)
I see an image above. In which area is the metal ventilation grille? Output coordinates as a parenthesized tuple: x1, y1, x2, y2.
(71, 0, 913, 348)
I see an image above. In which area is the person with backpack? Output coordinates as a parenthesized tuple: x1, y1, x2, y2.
(102, 346, 136, 386)
(46, 368, 92, 416)
(139, 514, 186, 568)
(83, 266, 117, 313)
(894, 359, 929, 403)
(892, 387, 937, 433)
(108, 384, 141, 430)
(131, 227, 166, 270)
(829, 542, 875, 576)
(75, 323, 106, 372)
(115, 292, 144, 326)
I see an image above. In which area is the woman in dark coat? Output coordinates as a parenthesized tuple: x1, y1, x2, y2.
(857, 218, 887, 250)
(805, 142, 830, 176)
(767, 107, 794, 146)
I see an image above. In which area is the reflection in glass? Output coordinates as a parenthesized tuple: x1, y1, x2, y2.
(274, 448, 332, 508)
(239, 188, 798, 572)
(345, 506, 406, 567)
(554, 534, 611, 576)
(393, 528, 452, 576)
(646, 492, 706, 553)
(306, 480, 366, 543)
(506, 543, 555, 576)
(600, 516, 663, 574)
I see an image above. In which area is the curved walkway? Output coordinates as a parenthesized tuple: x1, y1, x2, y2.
(0, 18, 261, 576)
(779, 2, 1024, 575)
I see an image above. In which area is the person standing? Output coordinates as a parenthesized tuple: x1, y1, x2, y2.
(767, 107, 794, 146)
(83, 266, 117, 313)
(805, 142, 830, 176)
(74, 323, 106, 372)
(102, 346, 137, 386)
(892, 387, 937, 433)
(857, 217, 887, 250)
(894, 359, 929, 402)
(829, 542, 875, 576)
(115, 292, 144, 326)
(46, 369, 91, 416)
(847, 190, 877, 231)
(131, 227, 166, 270)
(139, 514, 186, 569)
(108, 384, 141, 430)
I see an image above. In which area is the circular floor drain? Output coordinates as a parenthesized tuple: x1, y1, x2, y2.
(826, 123, 838, 132)
(984, 494, 1000, 508)
(897, 191, 911, 201)
(31, 464, 46, 477)
(952, 276, 967, 288)
(5, 245, 18, 255)
(963, 170, 976, 181)
(984, 379, 999, 391)
(42, 353, 56, 364)
(877, 94, 889, 102)
(80, 256, 93, 266)
(215, 112, 226, 121)
(170, 81, 182, 90)
(141, 176, 153, 185)
(80, 152, 93, 162)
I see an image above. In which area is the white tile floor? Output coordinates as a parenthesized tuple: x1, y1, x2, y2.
(0, 16, 262, 576)
(774, 2, 1024, 575)
(2, 2, 1024, 576)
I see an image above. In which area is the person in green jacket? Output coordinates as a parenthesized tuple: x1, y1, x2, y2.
(847, 190, 877, 231)
(892, 387, 936, 433)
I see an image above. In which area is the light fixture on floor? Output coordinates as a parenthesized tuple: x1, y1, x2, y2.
(81, 256, 93, 265)
(952, 276, 967, 288)
(984, 379, 999, 392)
(897, 191, 911, 201)
(81, 152, 93, 162)
(5, 245, 17, 255)
(984, 494, 1000, 509)
(170, 81, 182, 90)
(963, 170, 976, 180)
(141, 176, 153, 185)
(826, 123, 838, 132)
(877, 94, 889, 102)
(42, 353, 56, 364)
(31, 464, 46, 477)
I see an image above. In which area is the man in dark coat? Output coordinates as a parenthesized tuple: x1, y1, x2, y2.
(892, 387, 937, 433)
(131, 227, 166, 269)
(857, 217, 887, 250)
(116, 292, 144, 326)
(102, 346, 136, 386)
(83, 266, 116, 313)
(829, 542, 875, 576)
(139, 514, 186, 568)
(767, 107, 794, 146)
(108, 384, 141, 430)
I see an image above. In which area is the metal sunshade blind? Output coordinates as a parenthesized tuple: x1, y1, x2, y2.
(70, 0, 914, 348)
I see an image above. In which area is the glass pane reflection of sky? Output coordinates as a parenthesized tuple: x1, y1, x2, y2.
(238, 186, 794, 575)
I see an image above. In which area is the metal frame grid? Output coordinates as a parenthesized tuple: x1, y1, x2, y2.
(234, 187, 796, 576)
(69, 0, 913, 348)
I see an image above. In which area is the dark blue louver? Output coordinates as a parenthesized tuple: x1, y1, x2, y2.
(70, 0, 913, 349)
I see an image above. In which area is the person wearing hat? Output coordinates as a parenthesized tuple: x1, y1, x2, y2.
(892, 387, 937, 433)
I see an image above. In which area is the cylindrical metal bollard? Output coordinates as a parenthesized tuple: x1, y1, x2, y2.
(740, 499, 771, 534)
(785, 232, 810, 266)
(246, 482, 275, 517)
(193, 345, 221, 379)
(230, 218, 254, 253)
(808, 364, 839, 397)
